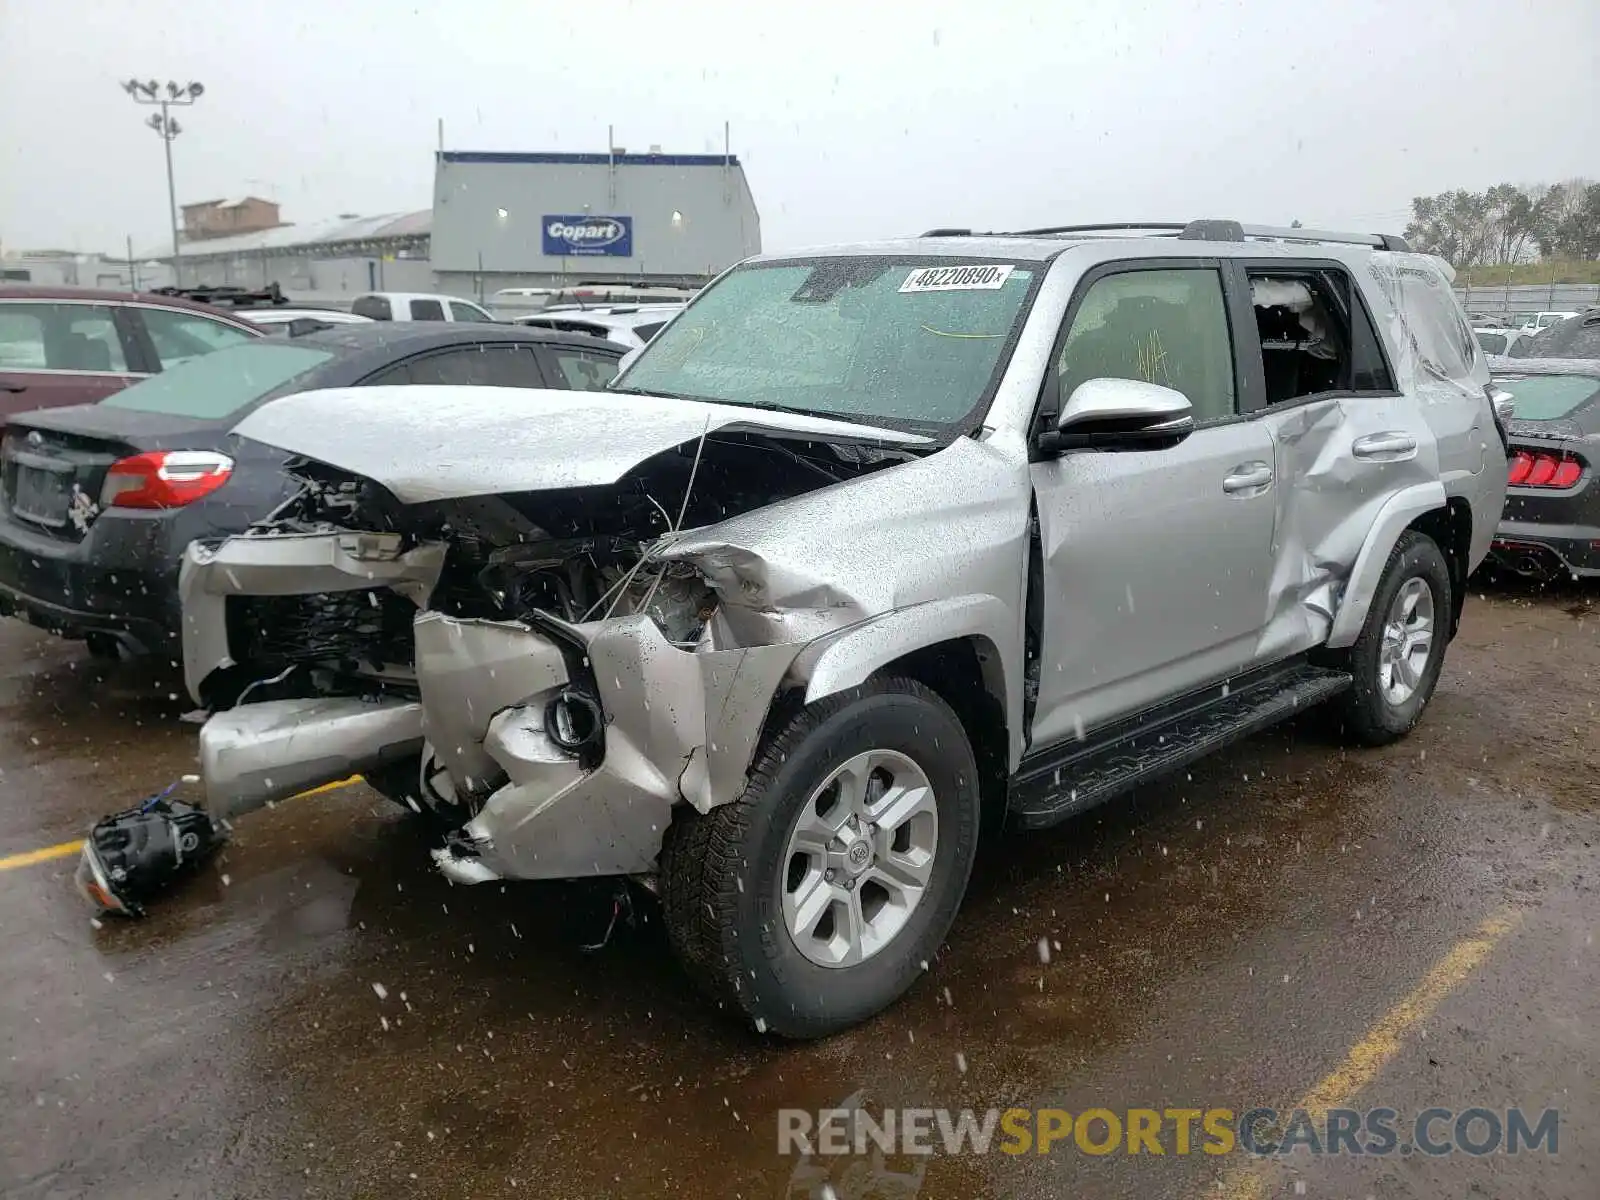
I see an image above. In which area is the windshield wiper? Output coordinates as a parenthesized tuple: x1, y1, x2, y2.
(608, 387, 942, 442)
(607, 384, 725, 404)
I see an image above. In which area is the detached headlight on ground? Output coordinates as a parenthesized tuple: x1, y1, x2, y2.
(75, 795, 225, 918)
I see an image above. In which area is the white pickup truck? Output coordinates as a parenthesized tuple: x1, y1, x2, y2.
(350, 292, 497, 323)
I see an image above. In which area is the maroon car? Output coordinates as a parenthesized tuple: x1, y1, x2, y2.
(0, 285, 262, 420)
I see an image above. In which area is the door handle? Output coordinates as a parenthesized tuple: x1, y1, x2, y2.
(1352, 431, 1417, 460)
(0, 384, 26, 393)
(1222, 462, 1273, 494)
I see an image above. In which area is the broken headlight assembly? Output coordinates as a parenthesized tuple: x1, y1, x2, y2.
(76, 790, 225, 918)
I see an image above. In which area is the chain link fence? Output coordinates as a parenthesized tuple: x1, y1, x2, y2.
(1453, 282, 1600, 322)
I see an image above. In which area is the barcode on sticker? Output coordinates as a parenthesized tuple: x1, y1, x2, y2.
(900, 264, 1015, 293)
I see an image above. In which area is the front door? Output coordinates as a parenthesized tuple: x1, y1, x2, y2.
(1029, 262, 1278, 749)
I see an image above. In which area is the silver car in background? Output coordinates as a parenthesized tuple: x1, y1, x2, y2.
(179, 219, 1506, 1038)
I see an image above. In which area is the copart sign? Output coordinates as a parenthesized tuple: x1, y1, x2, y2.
(542, 215, 634, 257)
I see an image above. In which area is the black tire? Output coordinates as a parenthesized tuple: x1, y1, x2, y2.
(660, 676, 981, 1040)
(1332, 529, 1453, 746)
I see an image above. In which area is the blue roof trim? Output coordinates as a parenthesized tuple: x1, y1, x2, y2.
(440, 151, 740, 168)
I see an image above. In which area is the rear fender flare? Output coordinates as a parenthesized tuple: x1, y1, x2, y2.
(1325, 481, 1448, 649)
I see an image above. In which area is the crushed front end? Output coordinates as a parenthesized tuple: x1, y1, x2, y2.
(182, 428, 922, 880)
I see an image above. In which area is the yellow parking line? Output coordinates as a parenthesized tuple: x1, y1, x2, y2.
(0, 840, 84, 871)
(1215, 907, 1521, 1199)
(0, 776, 363, 874)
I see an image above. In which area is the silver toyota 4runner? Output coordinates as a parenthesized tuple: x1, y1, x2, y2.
(180, 220, 1507, 1038)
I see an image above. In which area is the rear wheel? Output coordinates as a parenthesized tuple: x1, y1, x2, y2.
(660, 677, 981, 1039)
(1332, 529, 1452, 746)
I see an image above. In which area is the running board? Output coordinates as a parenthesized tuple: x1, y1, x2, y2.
(1008, 662, 1352, 829)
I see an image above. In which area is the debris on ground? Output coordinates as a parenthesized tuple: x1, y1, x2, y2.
(75, 783, 226, 918)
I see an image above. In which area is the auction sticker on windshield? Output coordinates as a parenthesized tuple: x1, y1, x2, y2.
(900, 264, 1015, 292)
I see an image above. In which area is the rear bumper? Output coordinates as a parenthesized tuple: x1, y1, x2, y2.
(1490, 517, 1600, 578)
(0, 514, 179, 651)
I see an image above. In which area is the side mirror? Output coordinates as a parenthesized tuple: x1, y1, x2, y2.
(1039, 377, 1195, 453)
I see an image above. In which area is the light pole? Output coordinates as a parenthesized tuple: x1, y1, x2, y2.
(122, 79, 204, 287)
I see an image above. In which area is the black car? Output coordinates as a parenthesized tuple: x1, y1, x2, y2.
(1521, 309, 1600, 360)
(0, 322, 623, 658)
(1483, 355, 1600, 580)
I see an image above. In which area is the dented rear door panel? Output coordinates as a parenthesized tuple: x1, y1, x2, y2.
(1253, 395, 1440, 661)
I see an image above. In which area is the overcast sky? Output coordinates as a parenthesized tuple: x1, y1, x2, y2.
(2, 0, 1596, 256)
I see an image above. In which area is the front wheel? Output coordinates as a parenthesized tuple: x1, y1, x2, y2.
(1333, 529, 1453, 746)
(661, 677, 981, 1039)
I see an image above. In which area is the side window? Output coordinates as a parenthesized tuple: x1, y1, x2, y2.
(410, 299, 446, 322)
(141, 308, 252, 370)
(389, 346, 546, 387)
(1057, 268, 1237, 422)
(0, 303, 129, 371)
(1476, 332, 1507, 356)
(547, 348, 620, 391)
(351, 295, 392, 321)
(1245, 269, 1394, 403)
(0, 306, 46, 368)
(449, 301, 495, 323)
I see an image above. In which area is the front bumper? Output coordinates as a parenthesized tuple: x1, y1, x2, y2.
(184, 529, 803, 882)
(423, 611, 800, 882)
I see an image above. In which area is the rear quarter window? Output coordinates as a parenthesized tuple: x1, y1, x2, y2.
(410, 299, 446, 321)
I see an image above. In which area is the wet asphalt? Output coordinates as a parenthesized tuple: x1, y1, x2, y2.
(0, 580, 1595, 1200)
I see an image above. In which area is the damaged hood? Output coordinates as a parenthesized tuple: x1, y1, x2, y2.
(232, 385, 932, 504)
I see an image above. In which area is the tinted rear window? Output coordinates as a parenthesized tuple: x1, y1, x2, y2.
(1496, 374, 1600, 421)
(101, 342, 334, 419)
(351, 296, 393, 320)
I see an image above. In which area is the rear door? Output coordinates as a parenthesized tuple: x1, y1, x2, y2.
(1228, 259, 1439, 660)
(0, 300, 146, 418)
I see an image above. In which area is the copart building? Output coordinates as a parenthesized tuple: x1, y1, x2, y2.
(142, 148, 762, 302)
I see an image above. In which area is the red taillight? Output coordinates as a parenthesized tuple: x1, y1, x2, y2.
(1507, 450, 1584, 491)
(100, 450, 234, 509)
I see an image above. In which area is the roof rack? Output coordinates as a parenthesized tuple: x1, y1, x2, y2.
(921, 221, 1410, 252)
(149, 282, 290, 308)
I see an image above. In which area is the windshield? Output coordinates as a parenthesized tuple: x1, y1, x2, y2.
(613, 257, 1038, 433)
(1495, 373, 1600, 421)
(101, 341, 334, 419)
